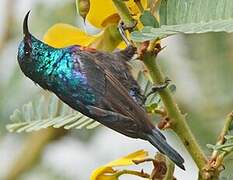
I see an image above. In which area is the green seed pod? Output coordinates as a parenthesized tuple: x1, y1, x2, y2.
(76, 0, 90, 21)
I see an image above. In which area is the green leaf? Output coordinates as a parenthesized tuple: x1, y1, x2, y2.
(145, 103, 158, 113)
(136, 71, 161, 105)
(206, 144, 218, 150)
(131, 0, 233, 42)
(169, 84, 176, 93)
(207, 141, 233, 152)
(6, 94, 99, 133)
(140, 10, 159, 28)
(225, 135, 233, 140)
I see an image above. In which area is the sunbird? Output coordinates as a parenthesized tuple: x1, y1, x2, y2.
(17, 11, 185, 170)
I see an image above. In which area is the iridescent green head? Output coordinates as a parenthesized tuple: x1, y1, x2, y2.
(18, 11, 36, 76)
(17, 11, 60, 87)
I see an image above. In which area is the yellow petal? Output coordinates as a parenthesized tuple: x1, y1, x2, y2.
(90, 150, 148, 180)
(117, 41, 127, 49)
(106, 150, 148, 167)
(87, 0, 147, 28)
(86, 0, 119, 29)
(43, 23, 98, 48)
(90, 24, 123, 51)
(91, 167, 117, 180)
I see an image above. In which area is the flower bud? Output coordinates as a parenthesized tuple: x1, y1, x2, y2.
(76, 0, 90, 21)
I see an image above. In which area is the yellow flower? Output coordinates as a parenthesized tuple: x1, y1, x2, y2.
(43, 23, 124, 50)
(43, 0, 147, 49)
(90, 150, 148, 180)
(87, 0, 147, 29)
(43, 23, 98, 48)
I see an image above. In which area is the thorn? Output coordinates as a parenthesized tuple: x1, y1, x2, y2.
(157, 117, 171, 129)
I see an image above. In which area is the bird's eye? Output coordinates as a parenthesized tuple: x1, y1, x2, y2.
(25, 51, 29, 55)
(24, 40, 31, 56)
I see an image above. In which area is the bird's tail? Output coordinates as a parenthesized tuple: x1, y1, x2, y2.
(146, 128, 185, 170)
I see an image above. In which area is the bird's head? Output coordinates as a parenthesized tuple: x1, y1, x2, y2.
(17, 11, 55, 79)
(17, 11, 35, 77)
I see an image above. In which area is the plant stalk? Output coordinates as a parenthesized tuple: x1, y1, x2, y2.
(112, 0, 208, 178)
(5, 128, 66, 180)
(164, 156, 175, 180)
(115, 169, 150, 178)
(143, 52, 207, 176)
(112, 0, 136, 28)
(204, 111, 233, 179)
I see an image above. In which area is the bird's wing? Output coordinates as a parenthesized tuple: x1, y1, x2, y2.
(76, 51, 153, 138)
(75, 51, 106, 97)
(92, 50, 145, 105)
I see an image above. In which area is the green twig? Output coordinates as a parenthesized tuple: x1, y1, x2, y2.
(112, 0, 208, 178)
(5, 128, 66, 180)
(204, 111, 233, 179)
(112, 0, 136, 28)
(115, 169, 150, 178)
(211, 111, 233, 157)
(143, 52, 207, 173)
(164, 156, 175, 180)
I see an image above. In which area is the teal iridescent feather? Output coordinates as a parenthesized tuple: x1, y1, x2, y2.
(18, 36, 96, 105)
(17, 11, 185, 170)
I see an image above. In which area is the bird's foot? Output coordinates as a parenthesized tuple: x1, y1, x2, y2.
(118, 20, 137, 46)
(119, 20, 137, 31)
(142, 78, 171, 104)
(151, 77, 171, 93)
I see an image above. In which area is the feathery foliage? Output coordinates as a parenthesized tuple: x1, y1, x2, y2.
(132, 0, 233, 41)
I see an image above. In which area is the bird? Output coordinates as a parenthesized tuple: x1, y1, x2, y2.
(17, 11, 185, 170)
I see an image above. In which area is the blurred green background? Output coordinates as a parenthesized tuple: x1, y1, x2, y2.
(0, 0, 233, 179)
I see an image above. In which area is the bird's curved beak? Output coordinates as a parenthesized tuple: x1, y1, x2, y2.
(23, 10, 31, 38)
(23, 10, 32, 51)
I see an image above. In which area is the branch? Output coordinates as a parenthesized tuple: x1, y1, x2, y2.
(111, 0, 208, 178)
(5, 128, 66, 180)
(143, 52, 207, 175)
(164, 155, 175, 180)
(150, 153, 166, 179)
(210, 111, 233, 160)
(115, 169, 150, 179)
(204, 111, 233, 179)
(133, 153, 175, 179)
(112, 0, 136, 28)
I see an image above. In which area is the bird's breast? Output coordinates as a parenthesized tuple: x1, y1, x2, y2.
(46, 56, 96, 106)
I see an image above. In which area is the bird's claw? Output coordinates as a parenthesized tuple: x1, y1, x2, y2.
(118, 20, 137, 46)
(119, 20, 137, 31)
(151, 77, 171, 92)
(142, 78, 171, 104)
